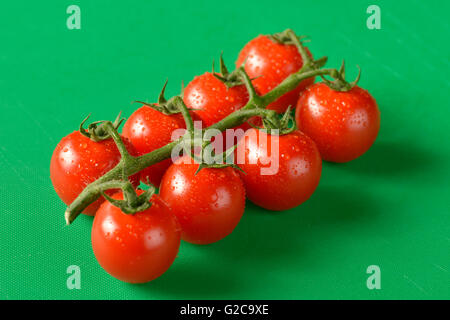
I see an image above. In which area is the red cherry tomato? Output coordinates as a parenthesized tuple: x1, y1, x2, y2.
(236, 35, 314, 114)
(50, 131, 139, 215)
(159, 157, 246, 245)
(236, 128, 322, 211)
(296, 83, 380, 162)
(91, 191, 181, 283)
(122, 106, 186, 186)
(184, 72, 249, 127)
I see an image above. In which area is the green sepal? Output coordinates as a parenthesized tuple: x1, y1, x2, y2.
(195, 162, 245, 175)
(279, 106, 297, 134)
(267, 29, 309, 46)
(79, 112, 124, 142)
(101, 185, 155, 214)
(212, 53, 244, 88)
(135, 80, 193, 115)
(258, 106, 297, 135)
(190, 142, 245, 175)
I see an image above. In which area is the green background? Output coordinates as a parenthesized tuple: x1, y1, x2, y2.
(0, 0, 449, 299)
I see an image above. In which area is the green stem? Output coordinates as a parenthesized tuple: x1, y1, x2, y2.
(102, 121, 130, 158)
(236, 67, 259, 101)
(261, 67, 334, 105)
(286, 29, 313, 66)
(65, 179, 132, 224)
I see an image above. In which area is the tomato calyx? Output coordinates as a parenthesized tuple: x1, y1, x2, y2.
(193, 144, 245, 175)
(196, 162, 245, 175)
(180, 127, 245, 175)
(79, 112, 124, 142)
(320, 60, 361, 92)
(272, 106, 297, 135)
(102, 183, 156, 214)
(212, 53, 245, 88)
(267, 29, 314, 67)
(250, 106, 297, 135)
(267, 30, 308, 46)
(135, 80, 192, 116)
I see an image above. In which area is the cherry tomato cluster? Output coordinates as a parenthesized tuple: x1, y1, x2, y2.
(50, 30, 380, 283)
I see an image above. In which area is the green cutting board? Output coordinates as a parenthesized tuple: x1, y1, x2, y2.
(0, 0, 449, 299)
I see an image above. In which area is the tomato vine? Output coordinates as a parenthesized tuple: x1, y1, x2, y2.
(64, 28, 354, 225)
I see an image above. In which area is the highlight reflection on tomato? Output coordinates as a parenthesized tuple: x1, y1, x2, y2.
(236, 34, 314, 113)
(236, 128, 322, 211)
(159, 157, 246, 245)
(50, 131, 139, 215)
(91, 191, 181, 283)
(122, 105, 186, 186)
